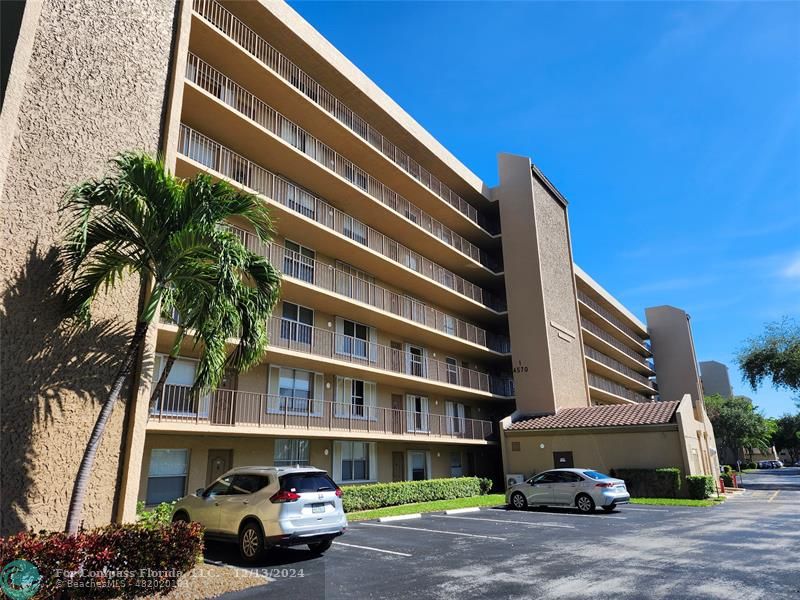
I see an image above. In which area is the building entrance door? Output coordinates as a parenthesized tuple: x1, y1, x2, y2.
(392, 451, 405, 482)
(391, 394, 403, 434)
(206, 449, 233, 485)
(553, 451, 574, 469)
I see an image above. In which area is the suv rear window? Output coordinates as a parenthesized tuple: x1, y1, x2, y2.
(280, 472, 337, 493)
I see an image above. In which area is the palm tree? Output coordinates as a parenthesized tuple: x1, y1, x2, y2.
(60, 152, 280, 534)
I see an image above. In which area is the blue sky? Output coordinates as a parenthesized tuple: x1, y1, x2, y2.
(289, 1, 800, 417)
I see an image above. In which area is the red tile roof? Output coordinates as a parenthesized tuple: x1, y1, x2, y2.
(506, 400, 680, 431)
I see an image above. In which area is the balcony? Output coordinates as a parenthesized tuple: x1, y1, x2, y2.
(581, 318, 653, 372)
(148, 384, 495, 443)
(577, 290, 649, 352)
(264, 316, 513, 396)
(587, 373, 653, 404)
(584, 346, 655, 391)
(191, 0, 498, 237)
(184, 52, 500, 273)
(177, 124, 507, 315)
(229, 226, 511, 355)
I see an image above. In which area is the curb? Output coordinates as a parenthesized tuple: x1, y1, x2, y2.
(378, 513, 422, 523)
(444, 507, 482, 515)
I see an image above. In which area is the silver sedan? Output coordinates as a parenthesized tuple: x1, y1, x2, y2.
(507, 468, 629, 513)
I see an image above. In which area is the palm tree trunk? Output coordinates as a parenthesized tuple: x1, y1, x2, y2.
(150, 353, 177, 409)
(65, 320, 149, 534)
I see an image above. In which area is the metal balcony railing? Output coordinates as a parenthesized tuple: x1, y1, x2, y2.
(177, 124, 507, 312)
(266, 316, 507, 394)
(185, 53, 501, 271)
(228, 225, 511, 353)
(584, 346, 654, 388)
(150, 384, 494, 441)
(577, 290, 648, 348)
(191, 0, 500, 236)
(587, 373, 653, 404)
(580, 318, 651, 369)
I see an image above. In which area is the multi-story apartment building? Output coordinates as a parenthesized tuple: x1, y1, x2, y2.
(0, 0, 718, 533)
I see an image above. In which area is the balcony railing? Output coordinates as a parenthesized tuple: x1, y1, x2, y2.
(577, 290, 648, 348)
(178, 124, 507, 312)
(150, 384, 494, 441)
(192, 0, 499, 236)
(185, 53, 500, 272)
(587, 373, 653, 404)
(581, 318, 651, 369)
(266, 316, 514, 395)
(584, 346, 654, 388)
(228, 225, 511, 354)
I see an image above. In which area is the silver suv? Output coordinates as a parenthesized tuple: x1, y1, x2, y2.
(172, 466, 347, 561)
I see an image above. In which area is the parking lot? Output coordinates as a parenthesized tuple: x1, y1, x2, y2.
(213, 469, 800, 599)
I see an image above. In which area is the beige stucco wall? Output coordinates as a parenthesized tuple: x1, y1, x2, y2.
(503, 427, 684, 480)
(496, 153, 589, 415)
(0, 0, 177, 534)
(139, 433, 498, 502)
(646, 306, 705, 404)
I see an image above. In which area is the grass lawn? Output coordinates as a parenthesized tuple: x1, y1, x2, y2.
(630, 496, 725, 507)
(346, 494, 506, 521)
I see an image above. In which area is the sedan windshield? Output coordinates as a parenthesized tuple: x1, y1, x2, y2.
(583, 470, 612, 480)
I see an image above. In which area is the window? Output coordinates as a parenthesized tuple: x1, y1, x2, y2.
(337, 318, 369, 360)
(407, 345, 425, 377)
(146, 449, 189, 505)
(283, 240, 315, 283)
(445, 401, 465, 434)
(280, 302, 313, 345)
(334, 377, 376, 420)
(342, 215, 367, 245)
(555, 472, 582, 483)
(405, 395, 429, 432)
(274, 439, 310, 466)
(285, 185, 316, 219)
(340, 441, 371, 482)
(280, 473, 337, 493)
(229, 474, 271, 494)
(150, 356, 209, 418)
(278, 368, 312, 413)
(450, 451, 463, 478)
(532, 472, 559, 484)
(443, 314, 456, 336)
(446, 357, 459, 385)
(203, 474, 233, 497)
(408, 451, 429, 481)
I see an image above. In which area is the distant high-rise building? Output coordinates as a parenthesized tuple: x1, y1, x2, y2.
(700, 361, 734, 398)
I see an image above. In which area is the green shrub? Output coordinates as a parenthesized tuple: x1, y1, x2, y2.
(720, 473, 733, 487)
(136, 500, 176, 529)
(686, 475, 716, 499)
(0, 521, 203, 599)
(341, 477, 486, 512)
(746, 462, 757, 470)
(610, 468, 682, 498)
(478, 477, 493, 495)
(722, 465, 732, 474)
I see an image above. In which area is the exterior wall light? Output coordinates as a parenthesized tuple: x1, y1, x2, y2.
(539, 443, 545, 449)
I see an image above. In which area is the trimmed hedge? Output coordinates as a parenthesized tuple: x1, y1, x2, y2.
(609, 468, 682, 498)
(720, 472, 733, 487)
(686, 475, 716, 499)
(0, 521, 202, 599)
(341, 477, 491, 512)
(722, 465, 732, 474)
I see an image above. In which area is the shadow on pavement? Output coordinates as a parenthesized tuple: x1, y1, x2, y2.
(203, 540, 325, 569)
(489, 505, 622, 516)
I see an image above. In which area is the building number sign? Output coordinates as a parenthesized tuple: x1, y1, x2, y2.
(513, 360, 528, 374)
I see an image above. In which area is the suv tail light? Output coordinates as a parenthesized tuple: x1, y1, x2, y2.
(335, 487, 343, 498)
(270, 490, 300, 503)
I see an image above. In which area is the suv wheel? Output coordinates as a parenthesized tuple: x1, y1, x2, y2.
(510, 492, 528, 510)
(239, 522, 263, 562)
(172, 511, 189, 523)
(308, 539, 333, 554)
(576, 494, 595, 514)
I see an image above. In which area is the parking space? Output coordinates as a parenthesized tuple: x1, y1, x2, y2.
(215, 470, 800, 599)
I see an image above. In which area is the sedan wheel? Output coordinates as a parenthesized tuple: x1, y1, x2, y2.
(239, 523, 263, 562)
(576, 494, 595, 514)
(510, 492, 528, 510)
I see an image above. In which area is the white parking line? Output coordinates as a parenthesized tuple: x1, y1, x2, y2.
(488, 508, 626, 520)
(431, 514, 575, 529)
(332, 541, 412, 557)
(360, 522, 507, 541)
(619, 507, 669, 512)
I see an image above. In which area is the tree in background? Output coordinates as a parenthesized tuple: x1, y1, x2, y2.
(705, 394, 775, 462)
(738, 317, 800, 399)
(773, 414, 800, 465)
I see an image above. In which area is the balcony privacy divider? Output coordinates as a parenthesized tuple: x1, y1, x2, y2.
(151, 383, 495, 441)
